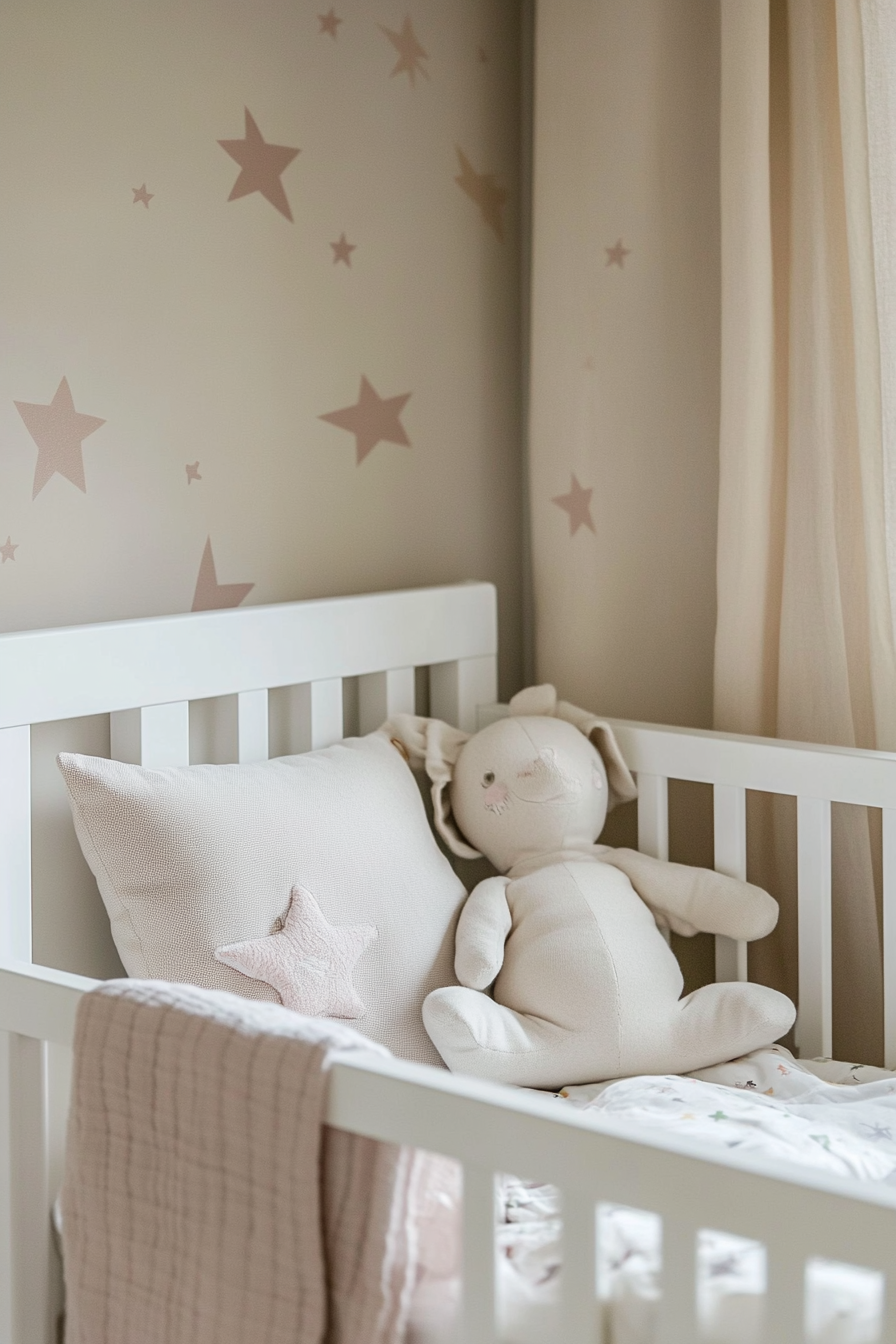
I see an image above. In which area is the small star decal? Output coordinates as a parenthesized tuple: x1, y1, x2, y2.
(330, 232, 356, 266)
(860, 1123, 893, 1142)
(320, 376, 411, 465)
(455, 148, 508, 241)
(218, 109, 300, 222)
(186, 461, 201, 484)
(0, 537, 18, 563)
(380, 16, 429, 87)
(215, 883, 377, 1018)
(191, 536, 254, 611)
(132, 184, 154, 208)
(709, 1111, 729, 1122)
(605, 238, 631, 268)
(552, 474, 595, 536)
(14, 377, 106, 499)
(318, 8, 342, 38)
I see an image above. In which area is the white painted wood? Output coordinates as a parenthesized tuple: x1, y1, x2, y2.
(0, 1030, 12, 1344)
(0, 725, 31, 964)
(884, 809, 896, 1070)
(656, 1220, 698, 1344)
(0, 583, 498, 729)
(713, 784, 748, 983)
(358, 667, 416, 735)
(236, 689, 269, 763)
(764, 1251, 807, 1344)
(289, 679, 344, 751)
(461, 1165, 498, 1344)
(795, 796, 833, 1060)
(430, 656, 498, 733)
(637, 773, 669, 860)
(110, 701, 190, 767)
(559, 1190, 598, 1342)
(9, 1033, 53, 1344)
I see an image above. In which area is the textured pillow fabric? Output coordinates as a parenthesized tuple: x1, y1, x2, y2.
(57, 732, 466, 1066)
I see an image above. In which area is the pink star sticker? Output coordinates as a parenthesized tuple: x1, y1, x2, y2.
(552, 474, 595, 536)
(132, 184, 154, 208)
(0, 537, 18, 563)
(380, 16, 429, 86)
(320, 376, 411, 465)
(330, 232, 356, 266)
(191, 537, 254, 611)
(218, 109, 300, 222)
(318, 8, 342, 37)
(14, 377, 106, 499)
(605, 238, 631, 268)
(215, 884, 377, 1018)
(186, 461, 201, 484)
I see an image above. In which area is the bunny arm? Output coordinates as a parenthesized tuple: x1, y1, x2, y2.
(596, 847, 779, 941)
(454, 877, 513, 990)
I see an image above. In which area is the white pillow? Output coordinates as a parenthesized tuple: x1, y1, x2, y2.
(57, 732, 466, 1066)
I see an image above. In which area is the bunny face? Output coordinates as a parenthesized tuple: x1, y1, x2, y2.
(449, 716, 609, 873)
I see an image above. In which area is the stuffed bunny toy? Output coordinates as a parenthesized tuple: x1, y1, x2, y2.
(388, 686, 795, 1090)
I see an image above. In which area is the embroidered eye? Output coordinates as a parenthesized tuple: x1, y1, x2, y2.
(482, 771, 495, 787)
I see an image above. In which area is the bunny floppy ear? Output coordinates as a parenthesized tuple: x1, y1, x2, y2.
(508, 685, 638, 812)
(383, 714, 482, 860)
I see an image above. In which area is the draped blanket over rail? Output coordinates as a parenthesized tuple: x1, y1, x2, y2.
(60, 980, 430, 1344)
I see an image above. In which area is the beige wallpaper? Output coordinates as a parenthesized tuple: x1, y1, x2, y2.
(0, 0, 523, 695)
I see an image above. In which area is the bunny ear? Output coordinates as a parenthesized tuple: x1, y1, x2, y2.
(554, 700, 637, 810)
(382, 715, 482, 859)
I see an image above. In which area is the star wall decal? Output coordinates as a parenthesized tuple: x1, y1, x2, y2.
(14, 377, 106, 499)
(552, 474, 595, 536)
(318, 8, 342, 37)
(605, 238, 630, 268)
(331, 232, 356, 266)
(215, 883, 377, 1018)
(132, 184, 154, 208)
(191, 536, 254, 611)
(218, 109, 300, 222)
(186, 461, 201, 484)
(380, 16, 429, 86)
(455, 148, 507, 241)
(0, 537, 18, 563)
(320, 376, 411, 465)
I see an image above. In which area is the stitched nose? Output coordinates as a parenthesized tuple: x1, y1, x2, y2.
(483, 781, 511, 814)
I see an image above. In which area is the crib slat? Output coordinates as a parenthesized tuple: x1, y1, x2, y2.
(461, 1165, 498, 1344)
(883, 808, 896, 1070)
(0, 725, 31, 963)
(430, 656, 498, 733)
(656, 1219, 699, 1344)
(110, 701, 190, 767)
(637, 773, 669, 860)
(8, 1034, 54, 1344)
(287, 679, 344, 751)
(358, 668, 416, 735)
(795, 796, 832, 1059)
(236, 688, 269, 762)
(713, 784, 748, 982)
(560, 1190, 599, 1343)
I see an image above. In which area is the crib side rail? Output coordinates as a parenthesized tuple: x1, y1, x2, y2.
(4, 964, 896, 1344)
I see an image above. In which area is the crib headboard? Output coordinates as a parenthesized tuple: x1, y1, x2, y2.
(0, 581, 498, 977)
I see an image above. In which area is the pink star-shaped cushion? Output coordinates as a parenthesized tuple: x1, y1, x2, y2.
(215, 884, 377, 1019)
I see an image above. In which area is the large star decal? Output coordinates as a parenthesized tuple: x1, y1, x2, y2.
(14, 377, 106, 499)
(380, 16, 429, 86)
(191, 536, 254, 611)
(215, 884, 377, 1018)
(132, 184, 154, 208)
(455, 148, 508, 241)
(552, 474, 595, 536)
(320, 376, 411, 465)
(218, 109, 300, 222)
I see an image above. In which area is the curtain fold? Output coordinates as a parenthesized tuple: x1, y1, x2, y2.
(716, 0, 896, 1063)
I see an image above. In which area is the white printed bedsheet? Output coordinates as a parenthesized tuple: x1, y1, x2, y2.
(408, 1047, 896, 1344)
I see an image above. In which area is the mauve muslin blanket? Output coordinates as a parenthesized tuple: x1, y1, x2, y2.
(61, 979, 431, 1344)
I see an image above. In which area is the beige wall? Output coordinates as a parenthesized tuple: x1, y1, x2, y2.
(0, 0, 523, 697)
(529, 0, 721, 730)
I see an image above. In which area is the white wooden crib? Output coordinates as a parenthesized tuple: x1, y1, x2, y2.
(3, 580, 896, 1344)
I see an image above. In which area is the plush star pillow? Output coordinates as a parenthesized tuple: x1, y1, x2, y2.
(215, 884, 377, 1019)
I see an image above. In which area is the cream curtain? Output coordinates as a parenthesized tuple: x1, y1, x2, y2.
(716, 0, 896, 1062)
